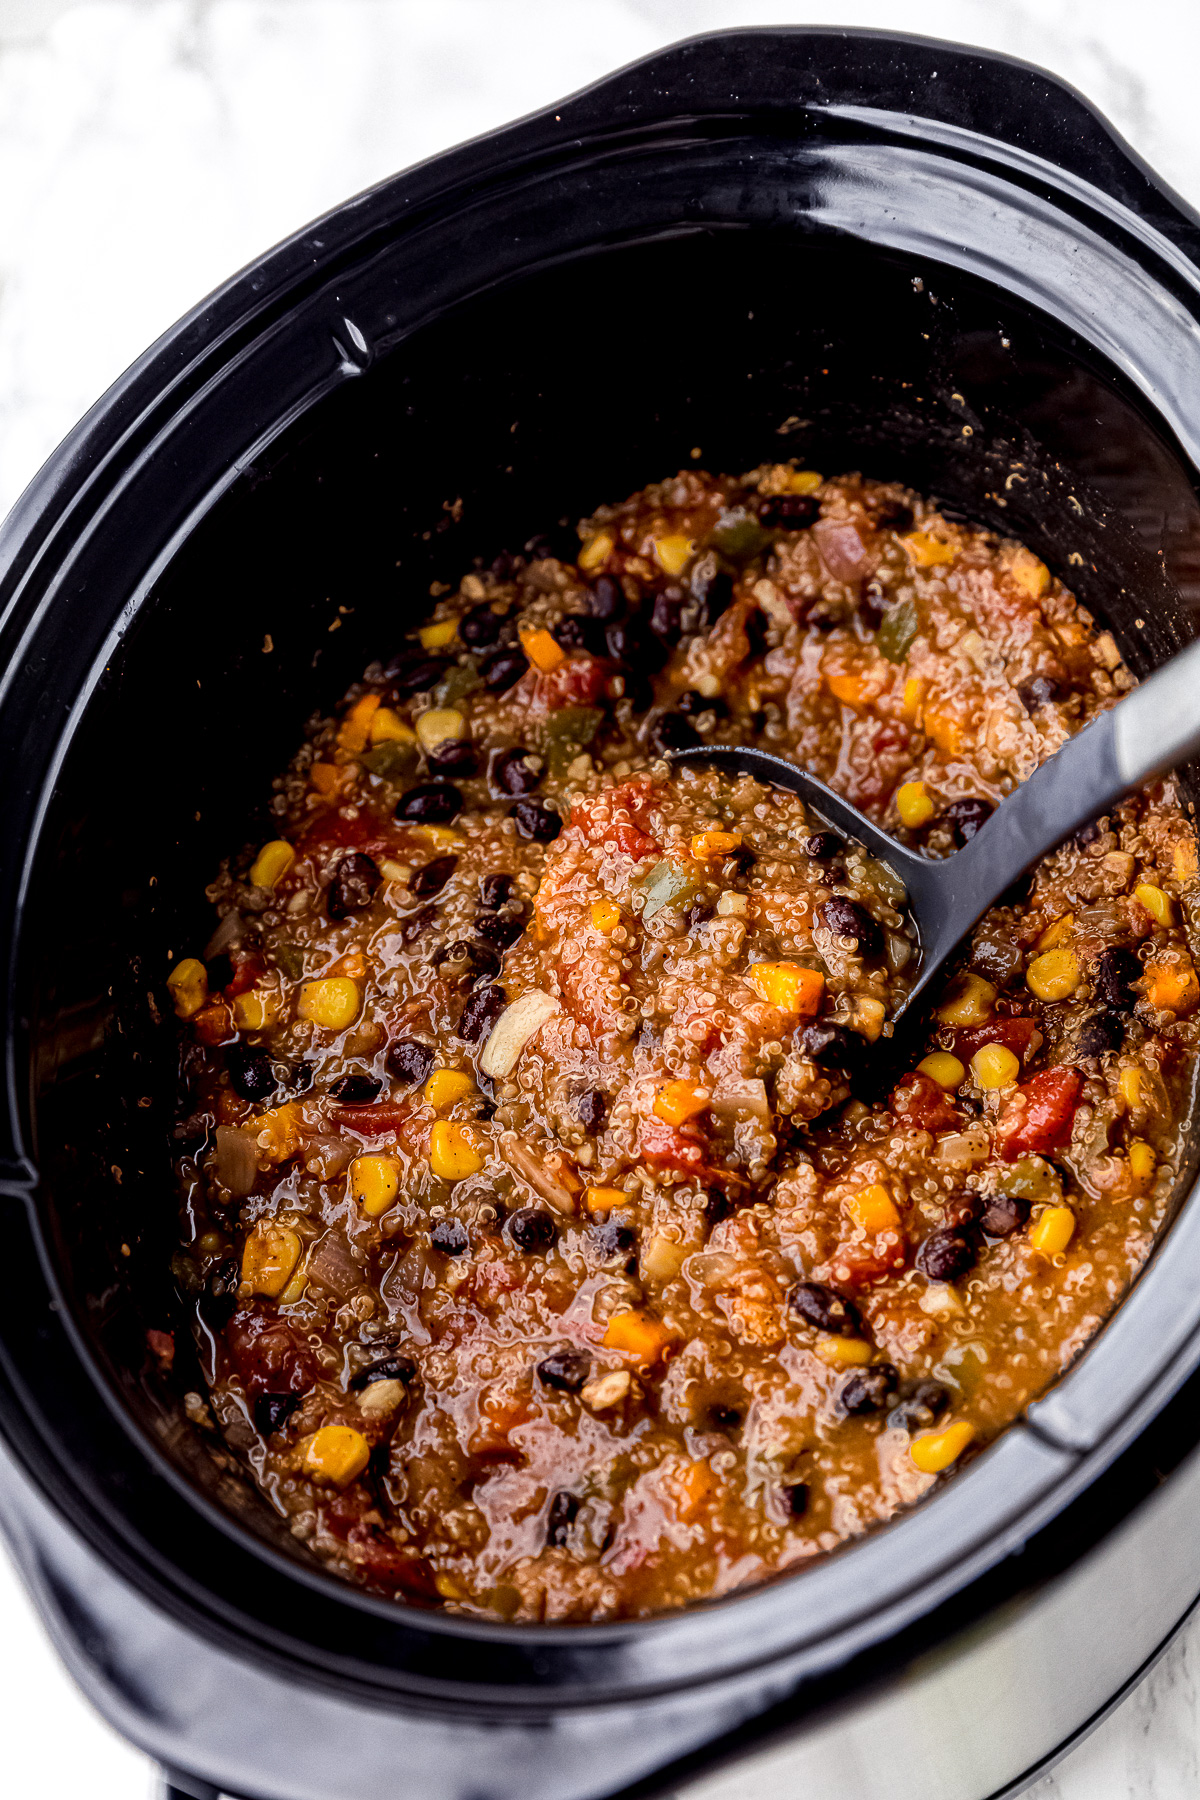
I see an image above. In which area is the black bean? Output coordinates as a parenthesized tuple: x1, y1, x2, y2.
(458, 983, 507, 1043)
(607, 617, 668, 672)
(387, 1038, 434, 1086)
(537, 1347, 592, 1391)
(400, 903, 438, 943)
(491, 747, 541, 796)
(803, 832, 844, 861)
(730, 846, 756, 877)
(411, 854, 458, 898)
(943, 1190, 986, 1229)
(798, 1020, 864, 1072)
(859, 579, 888, 628)
(511, 799, 562, 842)
(1095, 945, 1140, 1010)
(888, 1381, 950, 1432)
(254, 1394, 301, 1437)
(352, 1355, 416, 1390)
(201, 1256, 240, 1326)
(1074, 820, 1104, 848)
(474, 911, 524, 951)
(818, 897, 882, 957)
(574, 1089, 608, 1134)
(226, 1044, 276, 1102)
(479, 873, 514, 910)
(459, 603, 502, 647)
(704, 1191, 733, 1226)
(759, 493, 819, 529)
(327, 852, 381, 919)
(872, 498, 914, 532)
(427, 739, 478, 777)
(840, 1363, 899, 1415)
(388, 656, 448, 697)
(695, 568, 735, 629)
(650, 589, 684, 644)
(945, 797, 994, 846)
(710, 1405, 742, 1432)
(916, 1226, 979, 1284)
(684, 901, 714, 931)
(650, 712, 700, 754)
(396, 782, 463, 824)
(970, 937, 1023, 988)
(980, 1194, 1030, 1237)
(206, 952, 235, 993)
(431, 1219, 469, 1256)
(676, 690, 728, 719)
(586, 575, 626, 623)
(508, 1208, 557, 1253)
(546, 1491, 580, 1547)
(330, 1073, 382, 1103)
(436, 939, 483, 977)
(481, 648, 529, 693)
(1078, 1009, 1125, 1058)
(1018, 675, 1060, 713)
(784, 1481, 809, 1517)
(553, 614, 605, 655)
(593, 1220, 636, 1259)
(788, 1280, 861, 1336)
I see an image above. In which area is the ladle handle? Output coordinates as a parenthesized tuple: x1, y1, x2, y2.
(939, 636, 1200, 956)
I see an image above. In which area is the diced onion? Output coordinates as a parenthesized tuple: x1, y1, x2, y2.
(480, 990, 560, 1078)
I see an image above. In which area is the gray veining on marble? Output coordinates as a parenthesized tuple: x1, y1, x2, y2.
(1, 4, 1198, 1797)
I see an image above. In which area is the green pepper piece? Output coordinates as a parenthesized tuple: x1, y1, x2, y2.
(272, 943, 306, 980)
(709, 513, 772, 563)
(995, 1155, 1061, 1202)
(638, 859, 703, 920)
(876, 596, 919, 663)
(361, 739, 419, 779)
(435, 664, 483, 706)
(543, 706, 604, 774)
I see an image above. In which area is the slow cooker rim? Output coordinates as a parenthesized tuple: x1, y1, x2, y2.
(4, 25, 1200, 1695)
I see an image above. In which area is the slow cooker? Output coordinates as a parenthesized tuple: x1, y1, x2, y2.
(3, 27, 1200, 1800)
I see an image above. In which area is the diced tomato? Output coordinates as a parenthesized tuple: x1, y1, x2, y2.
(320, 1495, 439, 1596)
(146, 1328, 175, 1367)
(537, 654, 612, 711)
(996, 1067, 1084, 1161)
(814, 517, 872, 583)
(224, 952, 267, 998)
(330, 1101, 413, 1137)
(639, 1117, 728, 1184)
(227, 1309, 318, 1400)
(469, 1388, 534, 1461)
(830, 1238, 907, 1286)
(891, 1072, 959, 1132)
(952, 1017, 1043, 1065)
(192, 1001, 236, 1045)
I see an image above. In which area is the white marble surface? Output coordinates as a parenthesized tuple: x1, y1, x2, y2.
(2, 3, 1200, 1797)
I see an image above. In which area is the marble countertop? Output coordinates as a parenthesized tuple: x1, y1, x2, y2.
(2, 3, 1199, 1797)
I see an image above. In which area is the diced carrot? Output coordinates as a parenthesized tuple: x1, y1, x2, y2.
(827, 672, 871, 708)
(1144, 956, 1200, 1015)
(310, 762, 349, 797)
(666, 1457, 718, 1520)
(603, 1310, 672, 1363)
(924, 708, 965, 755)
(519, 627, 566, 672)
(747, 961, 825, 1016)
(844, 1183, 902, 1234)
(902, 531, 956, 568)
(338, 693, 381, 753)
(653, 1080, 710, 1126)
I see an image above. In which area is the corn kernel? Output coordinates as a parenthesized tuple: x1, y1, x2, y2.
(1008, 549, 1051, 601)
(350, 1154, 401, 1217)
(603, 1310, 672, 1362)
(415, 707, 465, 751)
(248, 1102, 305, 1163)
(910, 1420, 975, 1473)
(917, 1052, 966, 1089)
(936, 974, 996, 1026)
(653, 1080, 710, 1126)
(577, 531, 613, 571)
(429, 1120, 483, 1181)
(297, 977, 361, 1031)
(786, 469, 823, 495)
(423, 1067, 475, 1110)
(902, 530, 956, 568)
(1118, 1066, 1148, 1110)
(1026, 948, 1081, 1002)
(241, 1223, 301, 1298)
(249, 839, 295, 890)
(970, 1043, 1020, 1089)
(167, 957, 208, 1019)
(1129, 1139, 1156, 1185)
(896, 780, 935, 828)
(691, 830, 743, 859)
(591, 899, 621, 933)
(815, 1336, 875, 1368)
(901, 676, 925, 723)
(748, 961, 825, 1017)
(1030, 1204, 1076, 1257)
(369, 706, 418, 746)
(845, 1183, 901, 1234)
(232, 988, 281, 1032)
(419, 618, 458, 650)
(301, 1424, 371, 1488)
(652, 533, 695, 577)
(409, 824, 462, 850)
(586, 1186, 628, 1213)
(1135, 882, 1175, 927)
(1036, 913, 1075, 950)
(278, 1259, 309, 1306)
(519, 627, 565, 672)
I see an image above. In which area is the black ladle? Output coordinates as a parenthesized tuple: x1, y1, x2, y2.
(671, 635, 1200, 1023)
